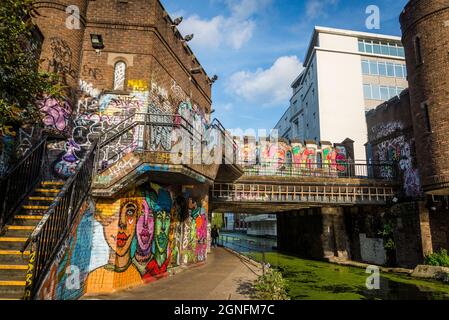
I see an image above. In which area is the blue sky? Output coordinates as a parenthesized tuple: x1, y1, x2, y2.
(161, 0, 409, 131)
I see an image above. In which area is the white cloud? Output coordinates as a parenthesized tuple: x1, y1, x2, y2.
(227, 0, 272, 20)
(306, 0, 339, 19)
(176, 0, 270, 50)
(179, 15, 223, 49)
(227, 56, 304, 107)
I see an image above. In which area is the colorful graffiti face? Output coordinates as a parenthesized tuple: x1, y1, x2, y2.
(117, 200, 138, 256)
(136, 200, 154, 255)
(36, 183, 209, 299)
(153, 210, 171, 256)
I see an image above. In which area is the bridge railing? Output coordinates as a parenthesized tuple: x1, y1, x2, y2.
(241, 161, 397, 180)
(212, 183, 396, 205)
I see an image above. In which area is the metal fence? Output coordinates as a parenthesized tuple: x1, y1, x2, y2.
(219, 234, 270, 275)
(0, 137, 47, 231)
(242, 161, 397, 180)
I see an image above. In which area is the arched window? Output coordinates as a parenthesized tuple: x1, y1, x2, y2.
(414, 36, 423, 65)
(113, 61, 126, 90)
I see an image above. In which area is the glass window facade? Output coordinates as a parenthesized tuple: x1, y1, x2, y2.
(358, 39, 405, 58)
(363, 84, 405, 101)
(361, 60, 407, 79)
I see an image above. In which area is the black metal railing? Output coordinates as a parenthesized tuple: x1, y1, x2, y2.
(210, 118, 239, 165)
(95, 113, 237, 173)
(219, 234, 269, 275)
(21, 141, 97, 299)
(0, 137, 47, 231)
(241, 161, 398, 180)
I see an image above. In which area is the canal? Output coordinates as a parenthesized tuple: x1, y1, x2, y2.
(219, 232, 449, 300)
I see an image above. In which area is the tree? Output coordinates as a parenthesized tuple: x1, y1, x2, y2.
(0, 0, 63, 128)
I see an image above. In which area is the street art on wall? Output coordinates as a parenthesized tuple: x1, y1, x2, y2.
(36, 182, 209, 299)
(38, 96, 72, 134)
(374, 134, 421, 197)
(238, 139, 349, 173)
(0, 125, 43, 176)
(369, 120, 422, 197)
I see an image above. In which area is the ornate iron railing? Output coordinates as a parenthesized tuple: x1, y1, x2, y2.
(241, 161, 398, 180)
(0, 136, 47, 231)
(21, 141, 96, 299)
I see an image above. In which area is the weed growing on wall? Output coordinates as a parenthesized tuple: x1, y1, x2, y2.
(425, 249, 449, 268)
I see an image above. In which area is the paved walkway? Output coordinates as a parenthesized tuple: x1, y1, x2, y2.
(83, 247, 263, 300)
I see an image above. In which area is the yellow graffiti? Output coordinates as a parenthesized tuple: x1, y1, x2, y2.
(128, 80, 148, 92)
(0, 125, 16, 137)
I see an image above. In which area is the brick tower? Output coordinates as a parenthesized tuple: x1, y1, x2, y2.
(33, 0, 88, 91)
(400, 0, 449, 195)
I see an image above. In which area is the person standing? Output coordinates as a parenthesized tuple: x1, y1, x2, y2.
(211, 225, 220, 247)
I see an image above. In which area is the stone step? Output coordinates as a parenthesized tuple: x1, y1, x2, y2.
(33, 188, 61, 197)
(0, 281, 25, 299)
(28, 196, 55, 202)
(0, 285, 25, 300)
(11, 215, 43, 227)
(0, 251, 30, 265)
(41, 181, 64, 187)
(0, 267, 28, 281)
(22, 205, 49, 211)
(1, 226, 34, 238)
(0, 238, 28, 250)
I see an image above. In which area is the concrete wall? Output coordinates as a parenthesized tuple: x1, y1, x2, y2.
(35, 182, 209, 299)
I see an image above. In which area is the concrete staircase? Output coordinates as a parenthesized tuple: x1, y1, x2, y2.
(0, 181, 63, 300)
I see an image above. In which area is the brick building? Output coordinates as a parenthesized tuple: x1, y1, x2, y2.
(7, 0, 227, 299)
(35, 0, 213, 114)
(400, 0, 449, 195)
(364, 0, 449, 265)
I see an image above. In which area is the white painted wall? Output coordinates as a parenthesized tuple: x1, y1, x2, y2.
(316, 49, 368, 160)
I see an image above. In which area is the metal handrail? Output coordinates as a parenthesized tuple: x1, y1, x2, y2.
(21, 141, 97, 299)
(0, 136, 47, 231)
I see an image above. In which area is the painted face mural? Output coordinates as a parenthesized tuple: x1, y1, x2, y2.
(136, 200, 154, 257)
(153, 210, 171, 258)
(35, 183, 209, 298)
(116, 199, 138, 256)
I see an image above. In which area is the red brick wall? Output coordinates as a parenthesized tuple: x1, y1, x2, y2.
(400, 0, 449, 194)
(34, 0, 88, 91)
(34, 0, 212, 113)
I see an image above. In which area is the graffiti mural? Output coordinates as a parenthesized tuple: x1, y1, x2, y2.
(47, 37, 77, 82)
(35, 183, 209, 299)
(375, 135, 421, 197)
(368, 119, 422, 197)
(239, 139, 349, 174)
(38, 96, 72, 134)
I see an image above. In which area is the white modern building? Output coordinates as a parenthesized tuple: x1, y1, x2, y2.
(274, 26, 408, 160)
(245, 214, 277, 237)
